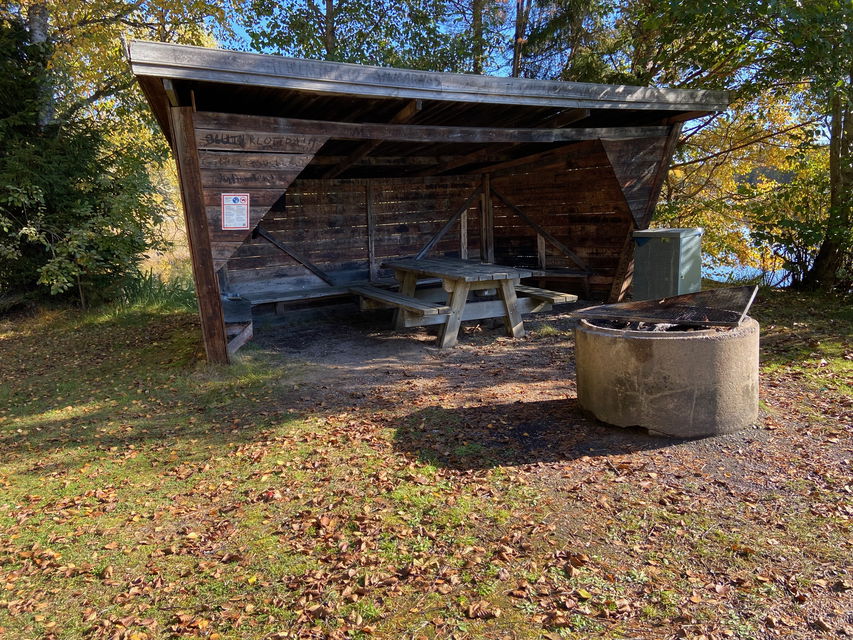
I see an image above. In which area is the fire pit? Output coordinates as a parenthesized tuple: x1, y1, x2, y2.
(573, 288, 760, 438)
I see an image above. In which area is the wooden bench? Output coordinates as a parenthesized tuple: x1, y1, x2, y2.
(529, 268, 591, 298)
(349, 285, 451, 316)
(515, 284, 579, 305)
(239, 285, 354, 306)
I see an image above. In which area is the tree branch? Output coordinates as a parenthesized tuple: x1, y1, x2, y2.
(671, 119, 820, 169)
(59, 76, 137, 120)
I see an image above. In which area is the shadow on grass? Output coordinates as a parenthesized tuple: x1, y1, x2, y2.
(0, 308, 300, 474)
(750, 288, 853, 369)
(3, 296, 743, 475)
(393, 399, 679, 470)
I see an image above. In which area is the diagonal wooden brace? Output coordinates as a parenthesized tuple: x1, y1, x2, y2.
(253, 224, 336, 286)
(490, 186, 591, 273)
(415, 185, 483, 260)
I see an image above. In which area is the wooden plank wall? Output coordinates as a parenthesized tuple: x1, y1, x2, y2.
(372, 178, 480, 268)
(226, 176, 480, 293)
(601, 137, 669, 225)
(491, 140, 635, 297)
(221, 138, 672, 300)
(192, 112, 328, 269)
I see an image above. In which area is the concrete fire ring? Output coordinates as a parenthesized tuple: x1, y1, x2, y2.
(574, 317, 759, 438)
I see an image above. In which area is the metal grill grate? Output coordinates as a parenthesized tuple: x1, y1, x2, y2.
(573, 286, 758, 327)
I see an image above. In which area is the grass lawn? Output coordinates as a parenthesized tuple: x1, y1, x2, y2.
(0, 289, 850, 639)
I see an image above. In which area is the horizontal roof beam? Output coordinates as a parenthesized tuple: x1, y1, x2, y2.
(464, 143, 583, 175)
(323, 99, 422, 178)
(409, 144, 517, 177)
(194, 112, 669, 145)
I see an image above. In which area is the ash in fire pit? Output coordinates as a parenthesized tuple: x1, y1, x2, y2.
(591, 319, 720, 332)
(572, 287, 760, 438)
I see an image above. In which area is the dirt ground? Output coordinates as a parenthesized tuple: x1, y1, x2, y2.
(246, 299, 852, 638)
(253, 300, 778, 473)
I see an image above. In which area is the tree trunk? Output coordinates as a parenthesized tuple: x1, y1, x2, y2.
(27, 2, 54, 127)
(323, 0, 336, 60)
(471, 0, 485, 74)
(511, 0, 531, 77)
(802, 87, 853, 291)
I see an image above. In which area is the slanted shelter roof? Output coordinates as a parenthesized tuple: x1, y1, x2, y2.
(128, 41, 728, 181)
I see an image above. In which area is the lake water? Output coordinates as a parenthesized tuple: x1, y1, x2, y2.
(705, 264, 791, 287)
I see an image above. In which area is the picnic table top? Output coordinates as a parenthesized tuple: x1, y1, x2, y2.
(383, 257, 534, 283)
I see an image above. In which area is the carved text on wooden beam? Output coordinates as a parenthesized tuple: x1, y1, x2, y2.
(197, 131, 327, 153)
(201, 170, 301, 189)
(198, 152, 314, 171)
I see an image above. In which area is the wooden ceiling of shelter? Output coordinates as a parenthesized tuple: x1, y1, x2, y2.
(137, 73, 705, 182)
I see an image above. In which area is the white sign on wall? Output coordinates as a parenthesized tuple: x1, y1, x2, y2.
(221, 193, 250, 230)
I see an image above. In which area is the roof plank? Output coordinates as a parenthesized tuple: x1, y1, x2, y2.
(128, 40, 729, 112)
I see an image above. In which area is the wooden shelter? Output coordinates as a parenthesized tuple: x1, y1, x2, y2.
(128, 40, 728, 363)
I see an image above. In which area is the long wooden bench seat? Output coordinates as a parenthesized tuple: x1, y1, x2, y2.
(237, 283, 365, 306)
(528, 268, 591, 297)
(515, 284, 579, 304)
(349, 285, 450, 316)
(529, 268, 590, 278)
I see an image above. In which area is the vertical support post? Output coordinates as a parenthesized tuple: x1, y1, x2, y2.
(479, 188, 486, 261)
(537, 233, 547, 269)
(437, 281, 471, 349)
(394, 271, 418, 329)
(480, 174, 495, 263)
(459, 208, 468, 260)
(498, 280, 525, 338)
(169, 106, 229, 364)
(608, 230, 636, 303)
(536, 233, 547, 287)
(366, 182, 377, 281)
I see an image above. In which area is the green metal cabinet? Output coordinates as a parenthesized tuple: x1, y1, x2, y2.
(632, 228, 703, 300)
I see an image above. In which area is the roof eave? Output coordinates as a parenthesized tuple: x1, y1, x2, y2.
(128, 40, 730, 113)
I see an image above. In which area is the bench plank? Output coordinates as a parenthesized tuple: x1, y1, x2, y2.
(241, 284, 360, 305)
(350, 285, 450, 316)
(515, 284, 579, 304)
(405, 297, 549, 327)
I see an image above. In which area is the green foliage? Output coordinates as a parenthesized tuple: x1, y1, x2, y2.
(521, 0, 610, 81)
(113, 270, 197, 313)
(747, 151, 836, 287)
(242, 0, 468, 70)
(0, 16, 167, 302)
(545, 0, 852, 290)
(639, 0, 853, 290)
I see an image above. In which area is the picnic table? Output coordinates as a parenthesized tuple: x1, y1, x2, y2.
(350, 257, 577, 348)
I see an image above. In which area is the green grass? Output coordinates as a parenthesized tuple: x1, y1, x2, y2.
(530, 323, 567, 338)
(0, 288, 850, 639)
(115, 269, 198, 312)
(751, 287, 853, 395)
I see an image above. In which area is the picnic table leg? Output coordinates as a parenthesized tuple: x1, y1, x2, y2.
(437, 281, 470, 348)
(498, 279, 526, 338)
(394, 271, 418, 329)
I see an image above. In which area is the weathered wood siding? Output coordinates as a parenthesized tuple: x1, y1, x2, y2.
(189, 109, 675, 300)
(225, 177, 481, 292)
(193, 111, 327, 268)
(491, 140, 636, 297)
(601, 137, 669, 225)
